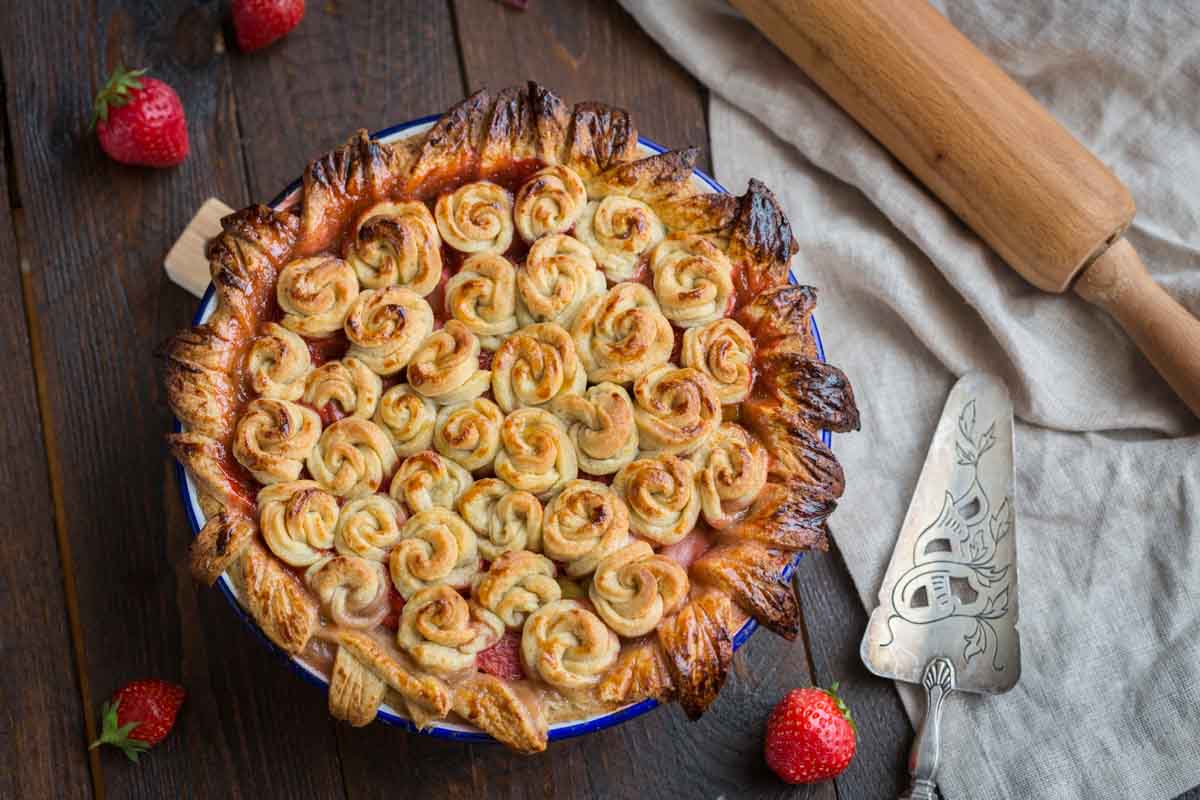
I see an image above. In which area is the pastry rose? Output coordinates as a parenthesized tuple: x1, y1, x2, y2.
(344, 287, 434, 376)
(649, 234, 734, 328)
(515, 234, 606, 328)
(633, 365, 721, 455)
(494, 408, 578, 499)
(373, 384, 437, 457)
(278, 255, 359, 337)
(305, 555, 391, 630)
(390, 450, 474, 513)
(444, 253, 519, 350)
(306, 418, 398, 498)
(435, 180, 514, 254)
(257, 480, 338, 567)
(434, 397, 503, 473)
(491, 322, 587, 413)
(513, 164, 587, 243)
(407, 321, 491, 405)
(612, 455, 700, 546)
(389, 509, 481, 599)
(398, 585, 503, 676)
(689, 423, 768, 529)
(471, 550, 561, 628)
(457, 478, 543, 559)
(681, 319, 755, 405)
(346, 200, 443, 295)
(550, 382, 638, 475)
(302, 356, 382, 420)
(233, 398, 322, 485)
(520, 599, 620, 690)
(541, 480, 631, 577)
(589, 541, 689, 637)
(575, 196, 666, 283)
(570, 282, 673, 384)
(246, 322, 312, 401)
(334, 493, 406, 562)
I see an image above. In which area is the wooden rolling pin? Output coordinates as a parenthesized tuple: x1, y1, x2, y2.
(732, 0, 1200, 417)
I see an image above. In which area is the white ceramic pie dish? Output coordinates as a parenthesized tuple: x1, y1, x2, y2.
(174, 115, 830, 743)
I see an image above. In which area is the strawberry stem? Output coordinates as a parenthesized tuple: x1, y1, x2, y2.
(90, 65, 148, 132)
(88, 698, 150, 762)
(826, 681, 857, 735)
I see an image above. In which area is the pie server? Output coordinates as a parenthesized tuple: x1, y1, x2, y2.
(861, 372, 1020, 800)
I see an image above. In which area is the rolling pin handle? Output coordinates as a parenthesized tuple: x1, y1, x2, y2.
(900, 657, 956, 800)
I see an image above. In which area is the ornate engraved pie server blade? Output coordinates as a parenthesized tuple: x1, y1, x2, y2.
(860, 372, 1020, 800)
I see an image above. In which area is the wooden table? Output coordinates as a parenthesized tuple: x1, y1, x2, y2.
(0, 2, 1191, 799)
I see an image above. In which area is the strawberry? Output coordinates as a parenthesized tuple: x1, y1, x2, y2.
(476, 631, 524, 681)
(91, 67, 189, 168)
(233, 0, 306, 52)
(89, 680, 186, 762)
(764, 683, 857, 784)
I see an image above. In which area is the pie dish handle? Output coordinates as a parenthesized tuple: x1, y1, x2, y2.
(901, 657, 956, 800)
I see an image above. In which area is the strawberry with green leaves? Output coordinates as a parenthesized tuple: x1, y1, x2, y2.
(90, 680, 186, 762)
(764, 683, 857, 784)
(91, 66, 189, 168)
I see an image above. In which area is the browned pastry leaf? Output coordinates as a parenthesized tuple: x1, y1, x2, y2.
(752, 352, 860, 434)
(657, 592, 734, 720)
(164, 357, 239, 441)
(331, 629, 452, 720)
(407, 89, 492, 190)
(161, 310, 244, 374)
(564, 101, 639, 178)
(167, 432, 253, 515)
(240, 542, 319, 655)
(656, 192, 740, 234)
(453, 674, 548, 754)
(735, 284, 818, 352)
(727, 179, 797, 297)
(188, 512, 257, 585)
(597, 639, 676, 705)
(480, 82, 571, 173)
(590, 147, 699, 203)
(742, 407, 847, 496)
(208, 204, 300, 329)
(328, 644, 389, 727)
(725, 479, 836, 551)
(692, 542, 800, 639)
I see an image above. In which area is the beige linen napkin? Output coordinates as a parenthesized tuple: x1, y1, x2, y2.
(618, 1, 1200, 798)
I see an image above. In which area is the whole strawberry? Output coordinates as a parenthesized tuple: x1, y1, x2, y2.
(92, 67, 189, 168)
(89, 680, 186, 762)
(233, 0, 305, 52)
(764, 683, 857, 784)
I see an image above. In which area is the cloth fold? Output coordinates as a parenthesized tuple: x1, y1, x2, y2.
(618, 2, 1200, 798)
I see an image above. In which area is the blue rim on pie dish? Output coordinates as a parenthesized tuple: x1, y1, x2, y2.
(167, 85, 859, 749)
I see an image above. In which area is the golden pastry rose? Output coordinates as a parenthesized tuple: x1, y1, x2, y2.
(570, 282, 673, 384)
(233, 398, 322, 485)
(513, 164, 587, 243)
(278, 255, 359, 337)
(346, 200, 443, 295)
(491, 322, 587, 413)
(306, 418, 398, 498)
(435, 180, 514, 254)
(443, 253, 519, 350)
(494, 408, 578, 499)
(344, 287, 434, 376)
(434, 397, 503, 473)
(389, 508, 481, 599)
(305, 555, 391, 629)
(334, 494, 406, 562)
(472, 550, 560, 629)
(389, 450, 474, 513)
(550, 382, 638, 476)
(257, 480, 338, 567)
(373, 384, 437, 457)
(612, 454, 700, 546)
(398, 585, 504, 676)
(589, 541, 689, 637)
(246, 322, 312, 401)
(301, 356, 382, 420)
(542, 480, 631, 577)
(649, 234, 734, 328)
(576, 196, 666, 283)
(681, 319, 755, 405)
(633, 365, 721, 455)
(690, 423, 768, 529)
(457, 478, 543, 559)
(515, 234, 606, 328)
(406, 320, 491, 405)
(520, 599, 620, 690)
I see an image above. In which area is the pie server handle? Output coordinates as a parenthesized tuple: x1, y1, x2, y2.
(900, 657, 957, 800)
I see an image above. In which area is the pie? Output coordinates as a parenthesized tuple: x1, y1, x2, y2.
(165, 83, 860, 753)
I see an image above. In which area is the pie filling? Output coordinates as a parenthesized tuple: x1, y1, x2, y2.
(166, 83, 860, 753)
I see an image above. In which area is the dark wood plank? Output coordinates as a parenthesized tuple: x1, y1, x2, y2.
(0, 2, 345, 796)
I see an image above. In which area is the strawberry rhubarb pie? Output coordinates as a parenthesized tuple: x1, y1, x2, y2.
(165, 84, 859, 753)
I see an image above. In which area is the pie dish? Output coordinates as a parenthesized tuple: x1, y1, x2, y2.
(165, 83, 860, 753)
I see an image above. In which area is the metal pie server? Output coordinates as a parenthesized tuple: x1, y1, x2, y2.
(861, 372, 1021, 800)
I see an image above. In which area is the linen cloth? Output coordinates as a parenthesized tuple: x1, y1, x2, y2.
(618, 2, 1200, 798)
